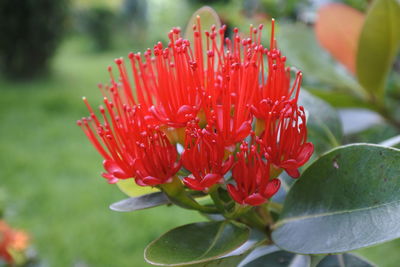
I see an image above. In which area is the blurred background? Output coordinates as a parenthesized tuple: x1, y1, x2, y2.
(1, 0, 399, 266)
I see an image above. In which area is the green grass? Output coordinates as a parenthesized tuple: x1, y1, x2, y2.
(1, 37, 400, 267)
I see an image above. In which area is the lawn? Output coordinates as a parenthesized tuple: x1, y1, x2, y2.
(0, 37, 399, 267)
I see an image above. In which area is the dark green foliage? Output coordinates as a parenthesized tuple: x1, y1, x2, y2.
(0, 0, 68, 79)
(341, 0, 369, 11)
(119, 0, 148, 47)
(243, 0, 306, 19)
(75, 6, 116, 51)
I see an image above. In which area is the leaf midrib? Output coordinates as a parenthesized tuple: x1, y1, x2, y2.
(273, 198, 400, 229)
(195, 221, 227, 260)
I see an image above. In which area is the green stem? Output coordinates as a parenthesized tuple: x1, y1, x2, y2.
(160, 177, 218, 213)
(268, 201, 283, 214)
(243, 209, 268, 232)
(224, 203, 252, 219)
(310, 254, 327, 267)
(209, 186, 225, 213)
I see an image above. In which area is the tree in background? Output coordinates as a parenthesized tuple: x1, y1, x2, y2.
(0, 0, 69, 79)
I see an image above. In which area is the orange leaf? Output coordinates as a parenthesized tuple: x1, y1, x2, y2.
(315, 3, 365, 74)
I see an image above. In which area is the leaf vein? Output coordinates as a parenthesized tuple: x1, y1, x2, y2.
(273, 199, 400, 229)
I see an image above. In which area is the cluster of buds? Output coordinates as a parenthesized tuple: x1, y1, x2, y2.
(0, 220, 29, 264)
(77, 17, 313, 211)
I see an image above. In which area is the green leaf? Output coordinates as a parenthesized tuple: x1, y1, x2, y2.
(109, 192, 170, 212)
(116, 178, 158, 197)
(272, 172, 295, 204)
(183, 254, 246, 267)
(144, 221, 250, 266)
(184, 230, 263, 267)
(356, 0, 400, 98)
(277, 23, 367, 100)
(299, 90, 343, 154)
(238, 245, 280, 266)
(240, 247, 310, 267)
(306, 89, 376, 110)
(317, 253, 375, 267)
(272, 144, 400, 254)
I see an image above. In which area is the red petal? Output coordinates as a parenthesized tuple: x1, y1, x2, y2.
(183, 177, 205, 191)
(171, 161, 182, 175)
(101, 173, 119, 184)
(285, 168, 300, 178)
(135, 178, 148, 187)
(202, 173, 222, 188)
(103, 160, 131, 178)
(263, 179, 281, 198)
(227, 184, 244, 204)
(297, 142, 314, 166)
(149, 105, 168, 123)
(245, 193, 266, 206)
(142, 176, 163, 186)
(280, 159, 298, 169)
(177, 105, 194, 121)
(234, 121, 252, 142)
(222, 155, 234, 174)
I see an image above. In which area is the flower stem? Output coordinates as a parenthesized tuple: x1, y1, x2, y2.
(209, 186, 225, 213)
(160, 177, 218, 213)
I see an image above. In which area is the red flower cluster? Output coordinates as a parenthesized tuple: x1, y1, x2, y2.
(78, 18, 314, 206)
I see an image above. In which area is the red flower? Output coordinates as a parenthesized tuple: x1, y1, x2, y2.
(133, 129, 181, 186)
(251, 20, 302, 120)
(77, 98, 180, 186)
(259, 100, 314, 178)
(181, 121, 234, 191)
(199, 24, 265, 147)
(111, 27, 202, 128)
(227, 141, 281, 206)
(78, 17, 314, 197)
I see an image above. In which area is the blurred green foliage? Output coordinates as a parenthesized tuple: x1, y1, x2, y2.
(75, 6, 116, 51)
(0, 0, 68, 79)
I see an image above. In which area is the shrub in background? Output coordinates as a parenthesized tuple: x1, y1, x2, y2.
(0, 0, 68, 80)
(119, 0, 148, 47)
(75, 6, 116, 51)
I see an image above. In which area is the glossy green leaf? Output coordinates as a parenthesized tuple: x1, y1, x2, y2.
(144, 221, 250, 266)
(272, 144, 400, 254)
(240, 247, 310, 267)
(299, 90, 343, 154)
(277, 23, 367, 100)
(183, 254, 246, 267)
(185, 231, 263, 267)
(356, 0, 400, 97)
(109, 192, 169, 212)
(238, 245, 280, 267)
(317, 253, 375, 267)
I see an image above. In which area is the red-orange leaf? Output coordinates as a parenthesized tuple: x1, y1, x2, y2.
(315, 3, 365, 74)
